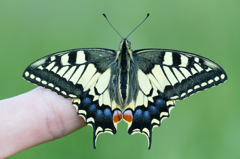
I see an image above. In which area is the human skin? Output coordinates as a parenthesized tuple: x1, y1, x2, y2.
(0, 87, 85, 158)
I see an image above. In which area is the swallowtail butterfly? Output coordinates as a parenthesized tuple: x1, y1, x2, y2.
(22, 14, 227, 149)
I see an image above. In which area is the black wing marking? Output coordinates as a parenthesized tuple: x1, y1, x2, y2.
(134, 49, 227, 100)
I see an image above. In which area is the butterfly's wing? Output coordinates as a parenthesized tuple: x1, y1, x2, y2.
(22, 48, 118, 148)
(125, 49, 227, 149)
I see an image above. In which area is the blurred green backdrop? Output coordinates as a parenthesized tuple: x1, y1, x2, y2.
(0, 0, 239, 159)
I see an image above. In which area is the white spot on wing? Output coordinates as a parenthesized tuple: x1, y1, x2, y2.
(95, 69, 111, 94)
(208, 79, 214, 84)
(151, 65, 171, 91)
(201, 82, 207, 87)
(163, 52, 173, 65)
(205, 67, 212, 72)
(76, 51, 86, 64)
(171, 96, 178, 99)
(69, 94, 77, 98)
(36, 77, 41, 82)
(51, 56, 56, 61)
(191, 68, 198, 75)
(69, 65, 84, 84)
(166, 100, 175, 106)
(30, 74, 35, 79)
(78, 110, 86, 115)
(151, 119, 160, 125)
(87, 117, 95, 123)
(37, 66, 44, 70)
(179, 55, 188, 67)
(221, 74, 225, 79)
(61, 91, 67, 95)
(160, 112, 168, 118)
(42, 80, 47, 85)
(84, 72, 101, 91)
(73, 98, 81, 104)
(48, 83, 54, 87)
(163, 66, 178, 86)
(77, 64, 96, 88)
(95, 126, 103, 135)
(147, 74, 164, 92)
(55, 87, 60, 91)
(142, 128, 150, 137)
(168, 106, 174, 113)
(172, 67, 185, 82)
(46, 62, 55, 71)
(25, 71, 29, 77)
(138, 69, 152, 95)
(61, 54, 69, 65)
(181, 93, 186, 97)
(194, 63, 203, 72)
(57, 66, 69, 77)
(51, 66, 58, 73)
(214, 76, 219, 81)
(194, 57, 199, 63)
(179, 68, 191, 78)
(194, 85, 200, 89)
(63, 66, 77, 81)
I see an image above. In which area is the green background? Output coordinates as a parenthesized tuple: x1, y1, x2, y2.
(1, 0, 239, 158)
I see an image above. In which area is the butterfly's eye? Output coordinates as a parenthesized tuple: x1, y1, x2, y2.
(127, 40, 131, 45)
(119, 40, 123, 44)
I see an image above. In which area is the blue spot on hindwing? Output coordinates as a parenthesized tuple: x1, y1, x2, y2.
(82, 97, 92, 107)
(96, 110, 103, 121)
(143, 111, 150, 122)
(154, 98, 165, 109)
(89, 104, 97, 113)
(103, 108, 112, 120)
(149, 105, 158, 115)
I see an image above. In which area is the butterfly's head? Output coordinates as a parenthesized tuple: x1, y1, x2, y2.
(120, 39, 131, 50)
(118, 39, 132, 55)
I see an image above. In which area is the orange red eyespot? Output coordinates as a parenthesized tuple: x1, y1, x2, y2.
(123, 110, 133, 123)
(113, 110, 122, 123)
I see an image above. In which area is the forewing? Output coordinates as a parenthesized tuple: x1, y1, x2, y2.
(134, 49, 227, 100)
(23, 48, 115, 98)
(23, 48, 119, 148)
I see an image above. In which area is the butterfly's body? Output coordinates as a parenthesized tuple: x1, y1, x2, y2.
(22, 14, 227, 149)
(114, 40, 134, 108)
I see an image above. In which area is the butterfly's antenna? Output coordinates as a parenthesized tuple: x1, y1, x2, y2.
(126, 13, 149, 39)
(103, 13, 123, 40)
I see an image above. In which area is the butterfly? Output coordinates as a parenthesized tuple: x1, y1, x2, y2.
(22, 14, 227, 149)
